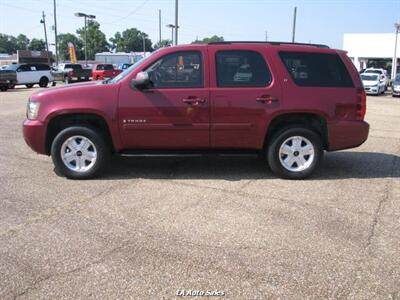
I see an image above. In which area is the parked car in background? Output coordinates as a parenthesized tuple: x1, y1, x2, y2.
(362, 68, 389, 90)
(392, 74, 400, 97)
(4, 63, 54, 88)
(117, 63, 132, 71)
(92, 64, 122, 80)
(58, 63, 92, 83)
(0, 69, 17, 91)
(361, 73, 385, 95)
(23, 42, 369, 180)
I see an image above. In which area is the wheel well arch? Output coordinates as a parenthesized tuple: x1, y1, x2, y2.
(264, 113, 328, 150)
(39, 76, 49, 81)
(45, 113, 114, 155)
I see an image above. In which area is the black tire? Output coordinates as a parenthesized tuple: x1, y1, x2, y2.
(266, 127, 323, 179)
(39, 77, 49, 88)
(51, 126, 110, 179)
(26, 84, 34, 88)
(0, 86, 8, 91)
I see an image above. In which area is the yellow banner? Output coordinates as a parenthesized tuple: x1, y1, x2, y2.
(67, 42, 77, 64)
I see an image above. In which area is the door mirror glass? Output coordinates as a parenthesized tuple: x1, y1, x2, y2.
(130, 71, 151, 90)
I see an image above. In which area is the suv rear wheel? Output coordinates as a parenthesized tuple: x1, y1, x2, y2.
(39, 77, 49, 88)
(26, 84, 34, 88)
(267, 127, 323, 179)
(51, 126, 109, 179)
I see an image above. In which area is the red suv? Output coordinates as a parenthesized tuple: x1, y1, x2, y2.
(23, 42, 369, 179)
(92, 64, 122, 80)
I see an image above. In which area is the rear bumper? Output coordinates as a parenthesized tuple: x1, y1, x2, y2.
(327, 120, 369, 151)
(23, 119, 47, 154)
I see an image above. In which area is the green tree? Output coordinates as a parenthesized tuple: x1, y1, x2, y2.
(16, 34, 30, 50)
(28, 38, 46, 51)
(77, 20, 108, 60)
(109, 28, 153, 52)
(57, 33, 84, 61)
(0, 34, 18, 54)
(192, 35, 224, 44)
(153, 39, 172, 50)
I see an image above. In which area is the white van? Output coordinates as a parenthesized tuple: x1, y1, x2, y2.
(5, 64, 54, 88)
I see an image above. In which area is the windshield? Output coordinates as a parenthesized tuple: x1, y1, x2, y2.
(361, 74, 378, 81)
(364, 70, 382, 75)
(395, 74, 400, 82)
(109, 52, 157, 84)
(65, 64, 82, 70)
(4, 64, 19, 71)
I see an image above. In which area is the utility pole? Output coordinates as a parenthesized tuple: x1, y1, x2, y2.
(265, 31, 268, 42)
(393, 22, 400, 79)
(292, 6, 297, 43)
(40, 11, 50, 66)
(143, 35, 146, 53)
(53, 0, 58, 65)
(174, 0, 178, 45)
(158, 9, 162, 45)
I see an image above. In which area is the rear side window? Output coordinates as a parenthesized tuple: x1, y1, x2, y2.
(279, 52, 354, 87)
(97, 64, 114, 70)
(35, 64, 50, 71)
(216, 50, 271, 87)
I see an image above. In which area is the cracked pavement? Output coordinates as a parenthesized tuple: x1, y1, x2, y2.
(0, 87, 399, 299)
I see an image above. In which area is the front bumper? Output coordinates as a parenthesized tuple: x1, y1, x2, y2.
(364, 86, 380, 95)
(23, 119, 47, 154)
(328, 120, 369, 151)
(392, 88, 400, 96)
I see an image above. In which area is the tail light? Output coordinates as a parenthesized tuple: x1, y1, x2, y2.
(356, 88, 366, 120)
(68, 70, 75, 77)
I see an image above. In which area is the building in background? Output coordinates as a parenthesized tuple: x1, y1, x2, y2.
(343, 33, 399, 79)
(95, 52, 151, 65)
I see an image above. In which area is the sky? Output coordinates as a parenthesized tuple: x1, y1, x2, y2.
(1, 0, 399, 52)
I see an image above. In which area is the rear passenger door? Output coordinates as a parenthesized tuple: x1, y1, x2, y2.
(209, 45, 282, 149)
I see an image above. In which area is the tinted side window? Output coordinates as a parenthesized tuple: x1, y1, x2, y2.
(35, 64, 50, 71)
(279, 52, 354, 87)
(216, 50, 271, 87)
(18, 65, 31, 72)
(145, 51, 203, 88)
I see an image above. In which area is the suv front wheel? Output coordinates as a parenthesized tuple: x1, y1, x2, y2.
(51, 126, 109, 179)
(267, 127, 323, 179)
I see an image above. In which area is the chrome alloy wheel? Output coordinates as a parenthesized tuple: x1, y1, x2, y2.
(278, 136, 315, 172)
(60, 135, 97, 172)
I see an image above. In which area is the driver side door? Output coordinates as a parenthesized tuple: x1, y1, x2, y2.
(118, 48, 210, 149)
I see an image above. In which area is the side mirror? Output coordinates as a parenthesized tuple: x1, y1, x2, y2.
(130, 71, 151, 90)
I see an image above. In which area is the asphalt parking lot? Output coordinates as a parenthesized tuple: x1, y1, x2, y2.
(0, 86, 399, 299)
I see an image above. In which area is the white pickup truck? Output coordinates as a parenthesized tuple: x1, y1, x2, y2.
(5, 63, 54, 88)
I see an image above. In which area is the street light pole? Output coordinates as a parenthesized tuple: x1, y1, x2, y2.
(166, 24, 175, 45)
(40, 11, 51, 66)
(174, 0, 178, 45)
(393, 22, 400, 80)
(75, 12, 96, 65)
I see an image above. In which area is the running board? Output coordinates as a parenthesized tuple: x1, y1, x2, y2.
(118, 149, 260, 158)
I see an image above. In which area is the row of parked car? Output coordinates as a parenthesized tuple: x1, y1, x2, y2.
(0, 62, 132, 91)
(359, 67, 399, 97)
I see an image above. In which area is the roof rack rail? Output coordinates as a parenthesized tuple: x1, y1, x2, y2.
(207, 41, 330, 48)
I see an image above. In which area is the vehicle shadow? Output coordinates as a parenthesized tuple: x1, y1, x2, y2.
(102, 151, 399, 181)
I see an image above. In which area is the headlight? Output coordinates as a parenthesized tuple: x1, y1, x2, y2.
(27, 101, 40, 120)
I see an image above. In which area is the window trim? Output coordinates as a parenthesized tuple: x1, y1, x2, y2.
(215, 50, 272, 88)
(278, 51, 354, 88)
(144, 50, 204, 89)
